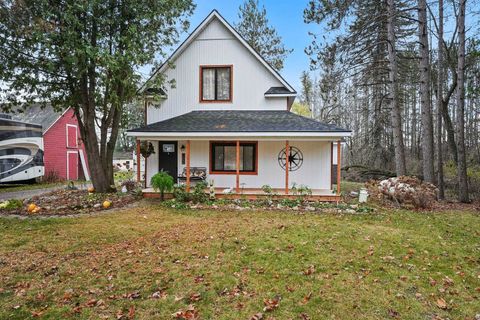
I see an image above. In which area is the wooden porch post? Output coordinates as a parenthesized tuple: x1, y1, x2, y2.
(330, 142, 334, 191)
(285, 140, 289, 194)
(336, 140, 341, 195)
(236, 140, 240, 193)
(186, 140, 191, 192)
(136, 139, 141, 183)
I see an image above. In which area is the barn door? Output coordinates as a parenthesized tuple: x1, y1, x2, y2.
(67, 151, 79, 180)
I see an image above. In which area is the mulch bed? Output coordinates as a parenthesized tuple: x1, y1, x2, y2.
(0, 189, 140, 217)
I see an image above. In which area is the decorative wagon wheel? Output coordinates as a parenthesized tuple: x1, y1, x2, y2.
(278, 146, 303, 171)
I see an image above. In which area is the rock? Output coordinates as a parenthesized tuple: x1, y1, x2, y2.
(93, 203, 101, 209)
(276, 204, 284, 210)
(350, 191, 359, 197)
(305, 206, 316, 211)
(345, 209, 356, 214)
(350, 204, 358, 209)
(292, 206, 299, 211)
(212, 205, 218, 209)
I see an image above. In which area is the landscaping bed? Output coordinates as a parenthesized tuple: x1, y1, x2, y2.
(159, 198, 376, 214)
(0, 189, 140, 216)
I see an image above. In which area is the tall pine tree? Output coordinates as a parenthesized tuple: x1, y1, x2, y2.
(235, 0, 292, 70)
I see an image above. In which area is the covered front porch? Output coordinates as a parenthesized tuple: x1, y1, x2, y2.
(134, 137, 343, 202)
(127, 110, 351, 202)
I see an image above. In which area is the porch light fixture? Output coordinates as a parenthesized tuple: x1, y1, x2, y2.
(180, 145, 185, 152)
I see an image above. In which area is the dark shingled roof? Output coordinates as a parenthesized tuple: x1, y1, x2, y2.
(129, 111, 350, 133)
(264, 86, 296, 95)
(13, 104, 62, 132)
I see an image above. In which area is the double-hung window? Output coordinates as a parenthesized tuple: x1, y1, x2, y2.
(210, 142, 257, 174)
(200, 66, 232, 102)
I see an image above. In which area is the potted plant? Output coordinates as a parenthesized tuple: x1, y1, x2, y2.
(150, 171, 174, 201)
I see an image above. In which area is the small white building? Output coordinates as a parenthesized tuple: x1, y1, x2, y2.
(128, 10, 351, 200)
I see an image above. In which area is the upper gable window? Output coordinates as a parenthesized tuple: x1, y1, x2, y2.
(200, 65, 232, 102)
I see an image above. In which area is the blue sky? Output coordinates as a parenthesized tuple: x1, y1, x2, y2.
(140, 0, 316, 91)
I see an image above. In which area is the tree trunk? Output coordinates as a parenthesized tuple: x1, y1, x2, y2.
(456, 0, 469, 202)
(77, 109, 114, 193)
(387, 0, 407, 176)
(418, 0, 435, 182)
(436, 0, 445, 199)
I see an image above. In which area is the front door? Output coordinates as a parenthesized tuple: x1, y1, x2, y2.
(158, 141, 178, 178)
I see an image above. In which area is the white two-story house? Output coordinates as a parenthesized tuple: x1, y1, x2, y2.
(128, 10, 351, 201)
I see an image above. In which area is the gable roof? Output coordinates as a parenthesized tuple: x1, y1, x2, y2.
(129, 111, 350, 133)
(139, 10, 296, 95)
(13, 104, 65, 133)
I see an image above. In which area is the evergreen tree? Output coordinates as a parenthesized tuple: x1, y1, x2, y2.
(235, 0, 292, 70)
(300, 71, 313, 109)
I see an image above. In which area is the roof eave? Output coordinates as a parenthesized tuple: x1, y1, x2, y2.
(127, 131, 352, 138)
(265, 93, 297, 98)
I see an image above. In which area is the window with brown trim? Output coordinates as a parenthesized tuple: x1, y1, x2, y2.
(200, 66, 232, 102)
(210, 142, 257, 174)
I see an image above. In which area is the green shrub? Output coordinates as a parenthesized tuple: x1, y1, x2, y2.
(296, 184, 312, 202)
(0, 199, 23, 210)
(150, 171, 174, 201)
(279, 198, 301, 208)
(262, 184, 273, 194)
(173, 184, 191, 202)
(192, 181, 208, 203)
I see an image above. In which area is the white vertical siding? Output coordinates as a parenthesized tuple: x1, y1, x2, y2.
(146, 140, 332, 190)
(146, 18, 288, 124)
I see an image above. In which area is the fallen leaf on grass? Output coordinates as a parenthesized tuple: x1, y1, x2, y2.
(31, 310, 44, 317)
(388, 309, 399, 318)
(151, 291, 168, 299)
(299, 313, 311, 320)
(367, 245, 374, 256)
(303, 265, 315, 276)
(263, 297, 280, 312)
(443, 276, 454, 287)
(128, 306, 135, 319)
(85, 299, 97, 307)
(250, 313, 263, 320)
(436, 298, 448, 310)
(189, 292, 201, 302)
(300, 292, 312, 305)
(173, 305, 199, 319)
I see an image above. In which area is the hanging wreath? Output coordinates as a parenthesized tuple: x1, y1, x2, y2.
(278, 146, 304, 171)
(140, 141, 155, 158)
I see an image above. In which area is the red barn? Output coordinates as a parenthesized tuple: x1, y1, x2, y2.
(15, 105, 90, 181)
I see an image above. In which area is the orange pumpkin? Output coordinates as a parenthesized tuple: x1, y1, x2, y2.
(102, 200, 112, 209)
(87, 187, 95, 193)
(27, 203, 37, 213)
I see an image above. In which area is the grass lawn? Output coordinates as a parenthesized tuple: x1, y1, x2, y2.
(0, 204, 478, 319)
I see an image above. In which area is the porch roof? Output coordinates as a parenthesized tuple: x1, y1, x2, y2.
(128, 111, 351, 137)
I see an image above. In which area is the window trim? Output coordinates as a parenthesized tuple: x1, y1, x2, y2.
(199, 65, 233, 103)
(209, 141, 258, 175)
